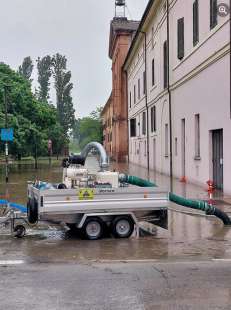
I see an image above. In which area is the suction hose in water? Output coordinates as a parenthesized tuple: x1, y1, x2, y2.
(169, 192, 231, 226)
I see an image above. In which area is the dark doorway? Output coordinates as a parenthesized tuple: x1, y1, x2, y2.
(212, 129, 223, 190)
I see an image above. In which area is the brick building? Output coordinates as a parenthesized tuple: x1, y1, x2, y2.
(102, 16, 139, 162)
(102, 93, 113, 157)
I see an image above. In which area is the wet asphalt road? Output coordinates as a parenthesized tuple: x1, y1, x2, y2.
(0, 220, 231, 309)
(1, 159, 231, 309)
(1, 260, 231, 310)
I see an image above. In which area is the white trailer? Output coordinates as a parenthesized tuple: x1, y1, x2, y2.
(1, 142, 169, 239)
(27, 185, 168, 240)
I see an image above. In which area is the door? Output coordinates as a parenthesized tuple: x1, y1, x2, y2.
(212, 129, 223, 190)
(181, 119, 186, 177)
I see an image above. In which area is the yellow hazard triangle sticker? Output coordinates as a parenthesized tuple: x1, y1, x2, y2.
(78, 188, 95, 200)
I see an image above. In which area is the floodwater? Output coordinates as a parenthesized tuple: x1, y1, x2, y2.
(0, 156, 231, 262)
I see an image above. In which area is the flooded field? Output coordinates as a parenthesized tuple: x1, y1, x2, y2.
(0, 157, 231, 263)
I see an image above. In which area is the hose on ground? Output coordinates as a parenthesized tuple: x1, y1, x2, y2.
(0, 200, 27, 213)
(169, 192, 231, 226)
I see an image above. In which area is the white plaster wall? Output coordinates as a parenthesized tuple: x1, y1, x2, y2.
(126, 0, 230, 192)
(172, 54, 230, 191)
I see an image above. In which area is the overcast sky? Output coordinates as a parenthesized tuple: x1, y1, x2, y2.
(0, 0, 148, 117)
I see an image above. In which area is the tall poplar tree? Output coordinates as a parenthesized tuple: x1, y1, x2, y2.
(18, 56, 33, 81)
(37, 55, 53, 102)
(52, 53, 75, 134)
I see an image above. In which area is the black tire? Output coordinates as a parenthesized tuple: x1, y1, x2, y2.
(81, 217, 104, 240)
(111, 216, 134, 239)
(27, 198, 38, 224)
(57, 183, 67, 189)
(67, 224, 80, 236)
(14, 225, 26, 238)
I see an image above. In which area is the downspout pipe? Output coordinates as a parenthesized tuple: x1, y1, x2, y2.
(125, 69, 130, 163)
(166, 0, 173, 191)
(139, 31, 150, 175)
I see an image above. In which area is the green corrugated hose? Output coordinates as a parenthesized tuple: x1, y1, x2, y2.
(119, 174, 231, 226)
(169, 192, 231, 226)
(119, 174, 157, 187)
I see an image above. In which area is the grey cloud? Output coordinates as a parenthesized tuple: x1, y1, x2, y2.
(0, 0, 148, 117)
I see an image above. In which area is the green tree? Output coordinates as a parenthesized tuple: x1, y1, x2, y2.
(37, 55, 53, 102)
(52, 53, 75, 134)
(0, 62, 67, 160)
(18, 56, 33, 82)
(72, 107, 103, 149)
(48, 123, 68, 159)
(89, 106, 103, 120)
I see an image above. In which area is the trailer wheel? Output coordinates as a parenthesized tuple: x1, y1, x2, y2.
(14, 225, 26, 238)
(27, 198, 38, 224)
(82, 217, 104, 240)
(57, 183, 67, 189)
(112, 216, 134, 239)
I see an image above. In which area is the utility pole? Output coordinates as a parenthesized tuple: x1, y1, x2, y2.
(4, 86, 9, 183)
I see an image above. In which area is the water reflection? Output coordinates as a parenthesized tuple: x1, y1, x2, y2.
(0, 157, 231, 261)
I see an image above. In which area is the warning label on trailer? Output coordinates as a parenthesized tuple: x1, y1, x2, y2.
(78, 188, 95, 200)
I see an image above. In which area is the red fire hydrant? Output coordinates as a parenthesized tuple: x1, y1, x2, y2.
(206, 180, 215, 205)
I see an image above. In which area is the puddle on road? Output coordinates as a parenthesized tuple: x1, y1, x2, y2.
(0, 216, 231, 262)
(1, 159, 231, 262)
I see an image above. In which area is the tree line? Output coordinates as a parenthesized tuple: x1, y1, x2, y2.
(72, 107, 103, 150)
(0, 55, 104, 161)
(0, 53, 75, 160)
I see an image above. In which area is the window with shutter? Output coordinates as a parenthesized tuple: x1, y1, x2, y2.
(151, 106, 156, 133)
(193, 0, 199, 46)
(143, 71, 146, 94)
(130, 119, 136, 137)
(152, 58, 155, 86)
(138, 79, 141, 100)
(163, 41, 168, 89)
(142, 112, 146, 135)
(195, 114, 200, 158)
(177, 17, 184, 60)
(210, 0, 217, 29)
(165, 124, 169, 156)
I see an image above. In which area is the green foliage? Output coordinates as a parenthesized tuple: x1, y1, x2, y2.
(0, 62, 67, 159)
(37, 56, 53, 102)
(72, 107, 103, 149)
(18, 56, 33, 82)
(52, 53, 75, 134)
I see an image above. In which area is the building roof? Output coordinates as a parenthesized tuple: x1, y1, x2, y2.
(123, 0, 156, 70)
(109, 17, 139, 59)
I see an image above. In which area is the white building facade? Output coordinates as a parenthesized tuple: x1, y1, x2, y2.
(123, 0, 231, 193)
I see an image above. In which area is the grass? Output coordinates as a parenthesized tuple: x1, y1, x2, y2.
(0, 156, 61, 165)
